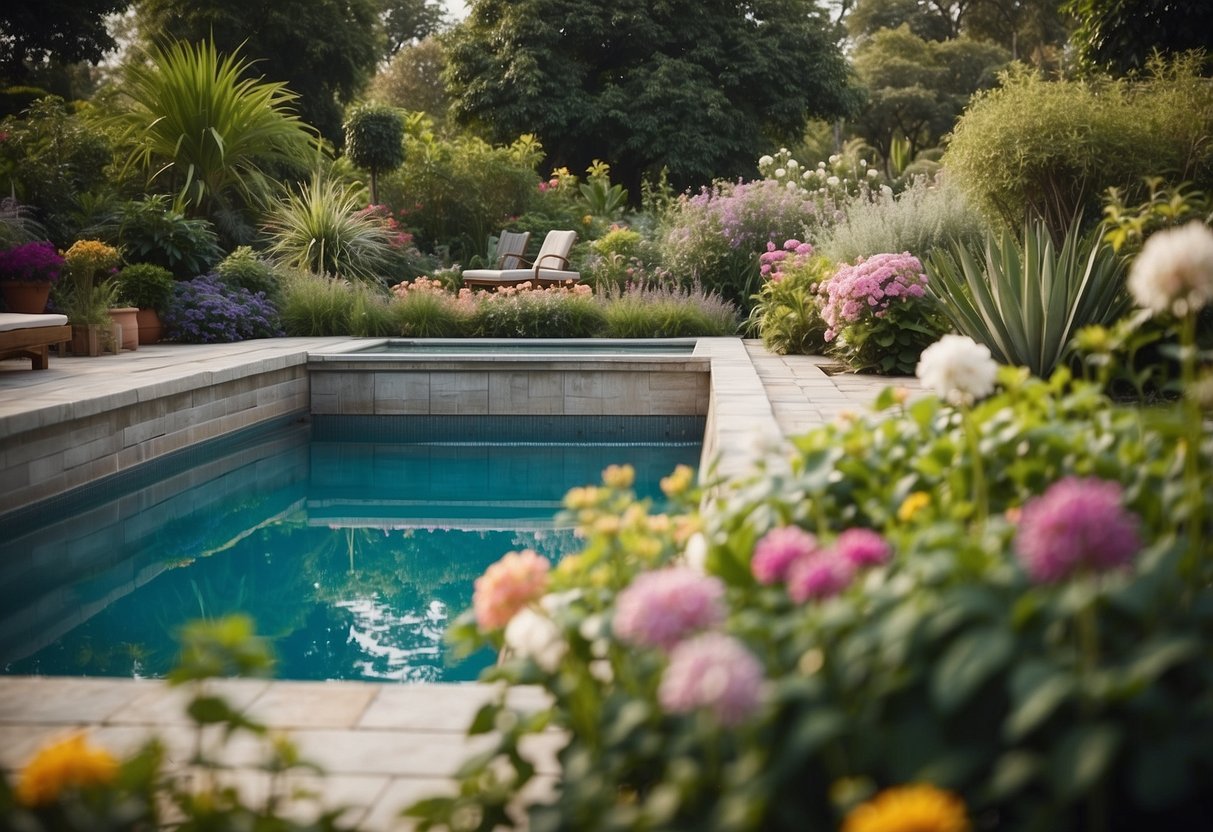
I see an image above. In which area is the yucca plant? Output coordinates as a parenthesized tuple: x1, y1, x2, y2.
(109, 39, 317, 231)
(926, 222, 1132, 377)
(263, 175, 395, 281)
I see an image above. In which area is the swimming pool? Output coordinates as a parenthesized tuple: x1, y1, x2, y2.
(347, 338, 699, 357)
(0, 416, 701, 683)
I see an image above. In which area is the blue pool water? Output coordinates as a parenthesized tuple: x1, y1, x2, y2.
(350, 338, 697, 356)
(0, 417, 701, 682)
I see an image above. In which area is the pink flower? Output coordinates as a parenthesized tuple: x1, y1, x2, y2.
(835, 528, 891, 569)
(658, 633, 764, 726)
(613, 567, 726, 650)
(787, 553, 854, 602)
(473, 550, 551, 631)
(752, 526, 820, 584)
(1014, 477, 1142, 583)
(820, 252, 927, 340)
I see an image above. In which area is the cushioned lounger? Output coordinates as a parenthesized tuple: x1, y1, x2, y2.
(0, 313, 71, 370)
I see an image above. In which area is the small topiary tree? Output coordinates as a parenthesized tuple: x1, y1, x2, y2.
(343, 104, 406, 204)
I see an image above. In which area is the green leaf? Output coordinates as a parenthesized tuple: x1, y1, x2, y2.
(1004, 664, 1075, 741)
(186, 694, 240, 725)
(931, 627, 1014, 713)
(1050, 722, 1122, 800)
(468, 702, 501, 736)
(988, 750, 1042, 800)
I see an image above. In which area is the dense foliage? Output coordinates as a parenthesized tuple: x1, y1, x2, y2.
(162, 273, 281, 342)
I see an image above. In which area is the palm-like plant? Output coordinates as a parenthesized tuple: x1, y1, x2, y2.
(110, 39, 318, 231)
(263, 175, 394, 281)
(925, 222, 1132, 377)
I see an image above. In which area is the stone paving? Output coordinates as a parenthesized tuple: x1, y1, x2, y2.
(0, 337, 912, 829)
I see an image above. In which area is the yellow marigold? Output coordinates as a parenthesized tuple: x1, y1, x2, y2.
(63, 239, 120, 273)
(660, 464, 694, 497)
(842, 784, 970, 832)
(602, 464, 635, 490)
(897, 492, 931, 523)
(15, 732, 119, 807)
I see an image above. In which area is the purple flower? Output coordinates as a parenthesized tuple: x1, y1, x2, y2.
(1014, 477, 1142, 583)
(0, 241, 64, 284)
(752, 526, 820, 584)
(658, 633, 764, 726)
(835, 528, 891, 569)
(162, 273, 282, 343)
(787, 553, 854, 602)
(613, 567, 726, 650)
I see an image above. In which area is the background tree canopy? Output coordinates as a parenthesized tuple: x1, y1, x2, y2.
(0, 0, 131, 84)
(444, 0, 860, 194)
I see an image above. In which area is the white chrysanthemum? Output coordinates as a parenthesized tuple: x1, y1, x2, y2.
(802, 170, 813, 181)
(774, 168, 786, 179)
(916, 334, 1000, 406)
(866, 168, 879, 179)
(504, 607, 566, 672)
(826, 176, 840, 187)
(758, 154, 774, 167)
(786, 159, 799, 171)
(1127, 221, 1213, 317)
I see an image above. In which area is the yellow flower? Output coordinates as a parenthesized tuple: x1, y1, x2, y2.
(582, 214, 593, 226)
(897, 491, 930, 523)
(602, 464, 635, 490)
(660, 464, 694, 497)
(842, 784, 970, 832)
(15, 732, 119, 807)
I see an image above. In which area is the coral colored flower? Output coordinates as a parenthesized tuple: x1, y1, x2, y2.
(658, 632, 764, 726)
(842, 783, 971, 832)
(915, 334, 999, 406)
(15, 733, 119, 807)
(752, 525, 820, 584)
(1014, 477, 1141, 583)
(897, 491, 930, 523)
(613, 567, 725, 650)
(1127, 220, 1213, 316)
(787, 553, 854, 602)
(836, 528, 891, 569)
(473, 550, 551, 631)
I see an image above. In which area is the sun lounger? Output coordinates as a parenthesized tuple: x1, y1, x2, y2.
(461, 230, 579, 289)
(0, 313, 71, 370)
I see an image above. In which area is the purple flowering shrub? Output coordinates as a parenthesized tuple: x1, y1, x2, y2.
(819, 251, 949, 374)
(162, 273, 282, 343)
(417, 362, 1213, 831)
(0, 240, 65, 284)
(748, 238, 831, 354)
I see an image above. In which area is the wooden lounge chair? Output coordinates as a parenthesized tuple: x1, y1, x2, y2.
(0, 313, 71, 370)
(461, 230, 579, 289)
(490, 230, 530, 269)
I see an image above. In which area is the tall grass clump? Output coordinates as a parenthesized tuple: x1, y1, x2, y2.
(263, 175, 395, 282)
(389, 277, 472, 336)
(471, 285, 607, 337)
(602, 282, 739, 337)
(279, 270, 393, 336)
(820, 176, 989, 263)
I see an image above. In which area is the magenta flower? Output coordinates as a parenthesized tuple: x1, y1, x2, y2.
(835, 528, 891, 569)
(787, 553, 854, 602)
(613, 567, 726, 650)
(658, 633, 764, 726)
(752, 526, 820, 584)
(1014, 477, 1142, 583)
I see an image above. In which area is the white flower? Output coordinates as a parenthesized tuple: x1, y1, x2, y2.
(1127, 221, 1213, 317)
(504, 607, 566, 672)
(828, 154, 840, 164)
(786, 159, 799, 171)
(802, 170, 813, 181)
(826, 176, 840, 187)
(774, 168, 786, 178)
(859, 159, 867, 168)
(916, 334, 1000, 406)
(786, 181, 799, 191)
(758, 154, 774, 167)
(683, 532, 708, 574)
(880, 185, 894, 198)
(867, 168, 879, 179)
(817, 161, 826, 170)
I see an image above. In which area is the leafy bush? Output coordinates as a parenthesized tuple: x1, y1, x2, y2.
(412, 355, 1213, 830)
(163, 273, 281, 342)
(944, 58, 1213, 237)
(278, 271, 394, 337)
(747, 240, 831, 355)
(470, 284, 607, 338)
(102, 195, 222, 278)
(926, 222, 1132, 378)
(263, 175, 395, 281)
(579, 226, 664, 291)
(601, 281, 739, 337)
(114, 263, 174, 311)
(820, 176, 989, 264)
(343, 104, 405, 205)
(216, 246, 283, 302)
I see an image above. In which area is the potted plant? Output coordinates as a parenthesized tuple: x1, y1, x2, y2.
(115, 263, 175, 344)
(0, 241, 65, 313)
(58, 240, 123, 355)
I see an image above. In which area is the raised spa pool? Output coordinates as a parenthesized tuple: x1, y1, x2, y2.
(349, 338, 698, 356)
(1, 415, 702, 683)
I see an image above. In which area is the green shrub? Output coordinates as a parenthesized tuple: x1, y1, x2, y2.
(944, 58, 1213, 237)
(579, 226, 664, 291)
(926, 222, 1132, 378)
(278, 270, 393, 336)
(343, 104, 405, 204)
(216, 246, 283, 302)
(114, 263, 175, 311)
(103, 195, 222, 278)
(470, 285, 607, 337)
(747, 242, 831, 355)
(602, 281, 739, 337)
(388, 279, 471, 337)
(820, 176, 989, 264)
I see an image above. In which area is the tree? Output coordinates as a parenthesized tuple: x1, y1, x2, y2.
(368, 36, 451, 122)
(0, 0, 132, 84)
(444, 0, 859, 195)
(379, 0, 445, 58)
(846, 0, 954, 42)
(1064, 0, 1213, 75)
(135, 0, 383, 145)
(344, 105, 406, 204)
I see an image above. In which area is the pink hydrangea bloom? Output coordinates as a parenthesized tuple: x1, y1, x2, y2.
(473, 550, 551, 631)
(1014, 477, 1142, 583)
(613, 567, 726, 650)
(658, 633, 764, 726)
(787, 553, 855, 602)
(752, 525, 820, 584)
(835, 528, 891, 569)
(819, 252, 928, 341)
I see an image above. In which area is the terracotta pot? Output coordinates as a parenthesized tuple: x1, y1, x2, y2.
(107, 307, 139, 351)
(135, 308, 163, 345)
(1, 281, 52, 314)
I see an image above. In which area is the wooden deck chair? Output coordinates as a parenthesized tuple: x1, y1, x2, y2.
(0, 313, 71, 370)
(461, 230, 579, 289)
(492, 230, 530, 269)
